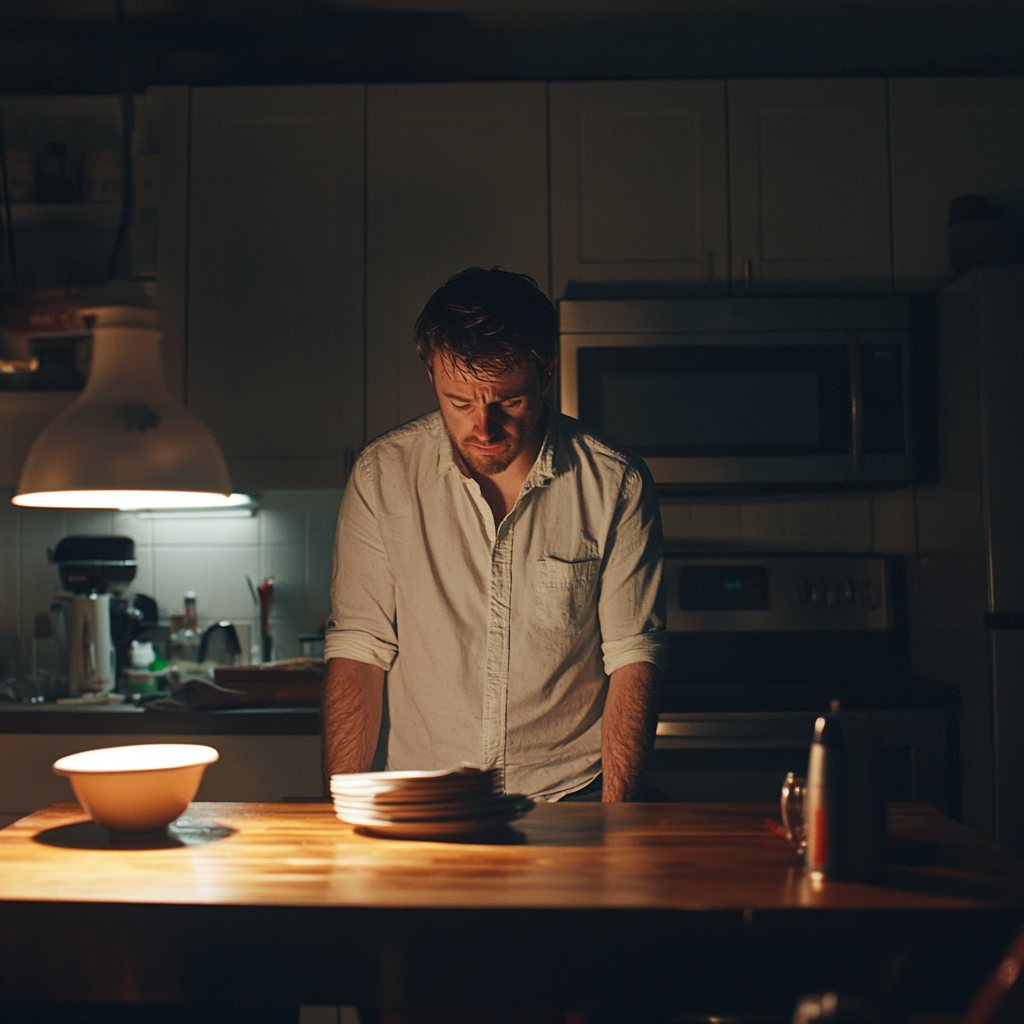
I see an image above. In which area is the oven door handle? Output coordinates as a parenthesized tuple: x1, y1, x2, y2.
(657, 715, 818, 741)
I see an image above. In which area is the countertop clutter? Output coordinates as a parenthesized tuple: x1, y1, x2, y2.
(0, 801, 1021, 1020)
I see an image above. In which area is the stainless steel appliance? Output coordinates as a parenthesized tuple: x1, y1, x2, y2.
(912, 265, 1024, 854)
(67, 593, 116, 695)
(48, 535, 158, 694)
(559, 295, 935, 490)
(652, 553, 958, 813)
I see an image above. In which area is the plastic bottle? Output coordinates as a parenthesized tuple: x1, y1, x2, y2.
(169, 592, 201, 668)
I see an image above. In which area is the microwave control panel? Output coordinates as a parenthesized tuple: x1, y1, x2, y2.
(664, 555, 889, 632)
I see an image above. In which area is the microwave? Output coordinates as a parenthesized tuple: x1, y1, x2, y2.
(559, 295, 934, 492)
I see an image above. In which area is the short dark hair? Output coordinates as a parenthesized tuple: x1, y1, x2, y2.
(415, 267, 557, 376)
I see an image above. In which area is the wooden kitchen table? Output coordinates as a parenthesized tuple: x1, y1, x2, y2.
(0, 801, 1022, 1022)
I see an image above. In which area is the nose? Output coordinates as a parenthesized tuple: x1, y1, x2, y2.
(472, 402, 505, 440)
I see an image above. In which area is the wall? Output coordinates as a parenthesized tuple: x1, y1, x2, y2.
(0, 482, 924, 676)
(0, 488, 342, 678)
(0, 482, 920, 675)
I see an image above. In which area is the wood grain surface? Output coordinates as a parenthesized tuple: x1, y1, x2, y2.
(1, 802, 1022, 1016)
(0, 800, 1020, 910)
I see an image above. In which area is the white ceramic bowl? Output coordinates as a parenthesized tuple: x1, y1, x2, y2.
(52, 743, 219, 832)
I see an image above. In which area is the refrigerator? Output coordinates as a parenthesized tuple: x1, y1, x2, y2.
(912, 265, 1024, 855)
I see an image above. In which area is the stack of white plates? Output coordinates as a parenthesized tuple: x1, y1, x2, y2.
(330, 765, 534, 839)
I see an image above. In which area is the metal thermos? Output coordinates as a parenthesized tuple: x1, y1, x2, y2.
(68, 593, 116, 695)
(804, 700, 887, 883)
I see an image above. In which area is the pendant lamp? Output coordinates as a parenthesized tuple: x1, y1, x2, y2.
(12, 304, 235, 510)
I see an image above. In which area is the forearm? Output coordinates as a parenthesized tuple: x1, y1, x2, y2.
(601, 661, 661, 802)
(322, 657, 385, 781)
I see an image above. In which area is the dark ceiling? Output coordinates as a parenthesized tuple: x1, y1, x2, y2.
(1, 1, 1022, 94)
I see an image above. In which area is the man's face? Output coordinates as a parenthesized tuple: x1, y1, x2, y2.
(428, 353, 553, 477)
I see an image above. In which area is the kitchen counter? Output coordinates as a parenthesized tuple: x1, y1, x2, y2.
(0, 801, 1021, 1019)
(0, 703, 320, 735)
(1, 682, 955, 732)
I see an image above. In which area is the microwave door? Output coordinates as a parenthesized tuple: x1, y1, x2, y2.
(573, 334, 851, 485)
(562, 331, 912, 488)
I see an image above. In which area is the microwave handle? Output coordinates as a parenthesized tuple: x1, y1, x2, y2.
(849, 337, 864, 472)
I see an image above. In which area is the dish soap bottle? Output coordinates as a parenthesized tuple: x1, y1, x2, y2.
(169, 592, 201, 669)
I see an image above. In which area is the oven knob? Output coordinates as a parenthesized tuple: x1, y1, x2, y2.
(843, 579, 856, 606)
(810, 581, 825, 606)
(797, 578, 813, 604)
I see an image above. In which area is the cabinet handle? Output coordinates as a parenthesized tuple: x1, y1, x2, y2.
(744, 259, 753, 288)
(707, 250, 715, 284)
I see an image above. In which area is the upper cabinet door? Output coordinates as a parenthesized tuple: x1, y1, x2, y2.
(889, 78, 1024, 291)
(550, 80, 728, 300)
(187, 85, 364, 490)
(365, 83, 549, 442)
(729, 79, 892, 293)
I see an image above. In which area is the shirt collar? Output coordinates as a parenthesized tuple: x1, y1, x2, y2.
(436, 413, 458, 478)
(522, 407, 556, 492)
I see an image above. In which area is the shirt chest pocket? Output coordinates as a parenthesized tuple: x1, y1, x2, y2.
(533, 556, 601, 630)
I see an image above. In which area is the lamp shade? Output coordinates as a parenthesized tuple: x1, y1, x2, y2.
(13, 306, 233, 510)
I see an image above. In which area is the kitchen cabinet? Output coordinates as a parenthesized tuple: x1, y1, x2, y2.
(889, 77, 1024, 291)
(549, 80, 729, 300)
(8, 77, 1019, 493)
(728, 78, 892, 293)
(550, 78, 891, 298)
(0, 93, 161, 291)
(365, 82, 549, 441)
(0, 732, 323, 818)
(153, 85, 189, 402)
(0, 708, 323, 820)
(0, 94, 164, 489)
(185, 85, 364, 491)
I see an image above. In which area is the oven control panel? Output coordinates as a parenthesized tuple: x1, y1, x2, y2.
(665, 555, 889, 631)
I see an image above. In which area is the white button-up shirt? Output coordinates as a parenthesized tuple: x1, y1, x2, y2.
(325, 409, 667, 800)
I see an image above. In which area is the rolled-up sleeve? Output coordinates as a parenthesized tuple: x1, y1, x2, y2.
(324, 456, 399, 670)
(598, 462, 668, 676)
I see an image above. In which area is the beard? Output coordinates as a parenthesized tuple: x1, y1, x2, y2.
(455, 434, 520, 476)
(448, 406, 546, 477)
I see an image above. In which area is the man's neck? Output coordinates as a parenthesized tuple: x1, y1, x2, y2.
(458, 411, 547, 528)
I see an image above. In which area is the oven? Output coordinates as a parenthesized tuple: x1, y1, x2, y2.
(651, 553, 959, 814)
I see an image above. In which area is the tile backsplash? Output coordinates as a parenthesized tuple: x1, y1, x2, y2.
(659, 490, 918, 555)
(0, 489, 342, 677)
(0, 485, 919, 677)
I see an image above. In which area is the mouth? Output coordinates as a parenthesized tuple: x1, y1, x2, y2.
(466, 439, 508, 456)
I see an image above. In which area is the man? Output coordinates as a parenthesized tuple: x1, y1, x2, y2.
(323, 268, 666, 801)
